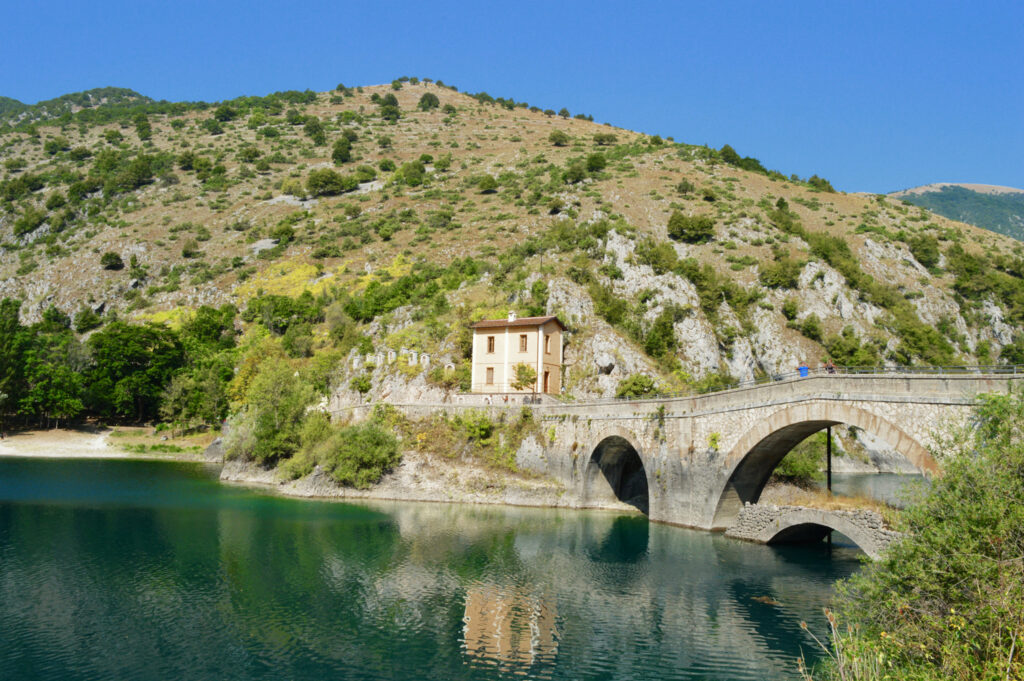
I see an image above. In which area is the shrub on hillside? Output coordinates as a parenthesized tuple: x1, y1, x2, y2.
(667, 211, 715, 243)
(307, 169, 358, 196)
(477, 175, 498, 194)
(759, 257, 802, 289)
(907, 233, 940, 269)
(616, 374, 656, 398)
(417, 92, 440, 111)
(100, 252, 124, 270)
(548, 130, 570, 147)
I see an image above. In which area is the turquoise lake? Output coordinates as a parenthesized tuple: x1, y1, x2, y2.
(0, 458, 884, 680)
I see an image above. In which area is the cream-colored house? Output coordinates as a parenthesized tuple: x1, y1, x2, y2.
(469, 313, 564, 394)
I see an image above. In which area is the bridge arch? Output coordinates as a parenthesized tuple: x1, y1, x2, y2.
(582, 427, 650, 514)
(753, 508, 894, 560)
(708, 401, 937, 529)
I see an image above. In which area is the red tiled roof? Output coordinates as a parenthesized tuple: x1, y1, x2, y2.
(469, 315, 565, 330)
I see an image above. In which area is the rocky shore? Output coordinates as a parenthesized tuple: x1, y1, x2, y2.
(218, 451, 643, 513)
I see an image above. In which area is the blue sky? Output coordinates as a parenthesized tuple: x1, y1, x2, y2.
(3, 0, 1021, 193)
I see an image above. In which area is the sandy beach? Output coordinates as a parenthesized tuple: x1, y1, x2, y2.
(0, 429, 129, 458)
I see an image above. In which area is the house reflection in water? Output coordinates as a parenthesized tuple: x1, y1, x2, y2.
(462, 586, 558, 668)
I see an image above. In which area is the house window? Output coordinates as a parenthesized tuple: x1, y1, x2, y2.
(519, 334, 528, 352)
(486, 367, 494, 385)
(487, 336, 495, 353)
(544, 334, 550, 354)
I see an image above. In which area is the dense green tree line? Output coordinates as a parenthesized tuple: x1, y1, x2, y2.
(0, 298, 236, 427)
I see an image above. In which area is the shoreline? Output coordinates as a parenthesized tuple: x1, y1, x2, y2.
(0, 428, 213, 462)
(0, 428, 903, 522)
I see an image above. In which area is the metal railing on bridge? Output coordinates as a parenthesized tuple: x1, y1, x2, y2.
(585, 364, 1024, 404)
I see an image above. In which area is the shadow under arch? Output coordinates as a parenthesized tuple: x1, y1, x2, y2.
(585, 434, 650, 515)
(708, 402, 937, 529)
(587, 515, 650, 564)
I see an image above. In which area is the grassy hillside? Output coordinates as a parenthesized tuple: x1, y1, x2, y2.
(892, 184, 1024, 241)
(2, 76, 1024, 423)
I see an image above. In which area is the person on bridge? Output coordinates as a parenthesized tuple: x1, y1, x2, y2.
(825, 360, 837, 374)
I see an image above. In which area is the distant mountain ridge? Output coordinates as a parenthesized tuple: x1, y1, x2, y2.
(0, 87, 152, 124)
(891, 183, 1024, 241)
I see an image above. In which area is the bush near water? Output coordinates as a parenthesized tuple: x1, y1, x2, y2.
(803, 389, 1024, 680)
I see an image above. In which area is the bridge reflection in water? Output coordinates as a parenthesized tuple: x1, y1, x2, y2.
(0, 459, 866, 681)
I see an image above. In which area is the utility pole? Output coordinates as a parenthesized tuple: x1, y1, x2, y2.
(826, 425, 832, 494)
(826, 425, 833, 551)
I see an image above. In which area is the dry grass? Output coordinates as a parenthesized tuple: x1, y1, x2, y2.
(761, 482, 896, 521)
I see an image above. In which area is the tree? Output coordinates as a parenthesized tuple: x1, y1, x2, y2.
(511, 363, 537, 393)
(133, 112, 151, 141)
(643, 309, 677, 358)
(667, 211, 715, 243)
(396, 160, 426, 187)
(0, 299, 28, 428)
(417, 92, 440, 111)
(100, 252, 124, 270)
(593, 132, 618, 146)
(74, 307, 102, 334)
(304, 117, 326, 145)
(548, 130, 570, 146)
(231, 358, 314, 464)
(213, 104, 236, 122)
(181, 239, 201, 258)
(824, 326, 880, 367)
(19, 334, 84, 427)
(332, 137, 352, 165)
(201, 118, 223, 135)
(85, 322, 184, 422)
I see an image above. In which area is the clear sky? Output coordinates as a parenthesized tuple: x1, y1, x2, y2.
(2, 0, 1021, 193)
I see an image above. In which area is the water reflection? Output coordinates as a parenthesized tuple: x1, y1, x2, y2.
(463, 586, 558, 670)
(0, 459, 862, 681)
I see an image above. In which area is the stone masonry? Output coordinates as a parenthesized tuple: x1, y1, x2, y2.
(725, 504, 901, 560)
(334, 372, 1023, 556)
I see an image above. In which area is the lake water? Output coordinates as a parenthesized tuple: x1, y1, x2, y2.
(0, 458, 870, 681)
(818, 472, 928, 508)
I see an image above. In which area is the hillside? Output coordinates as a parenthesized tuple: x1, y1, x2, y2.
(2, 77, 1024, 427)
(0, 87, 153, 126)
(891, 183, 1024, 241)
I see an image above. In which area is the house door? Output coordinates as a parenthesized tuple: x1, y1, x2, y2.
(543, 371, 550, 393)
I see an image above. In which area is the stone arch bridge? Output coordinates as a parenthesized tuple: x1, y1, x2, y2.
(341, 373, 1022, 554)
